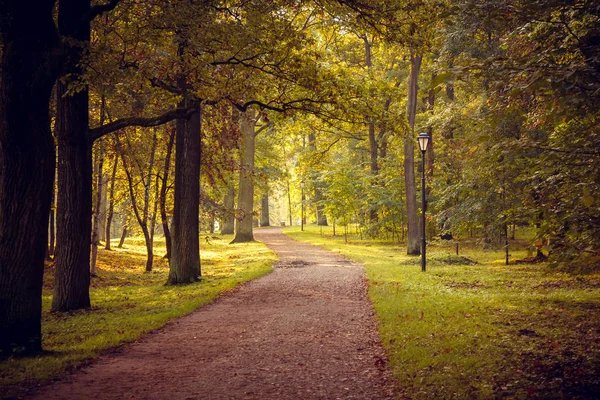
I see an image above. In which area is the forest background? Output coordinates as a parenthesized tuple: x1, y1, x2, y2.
(1, 0, 599, 375)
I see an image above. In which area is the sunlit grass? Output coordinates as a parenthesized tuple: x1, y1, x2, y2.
(1, 235, 276, 398)
(286, 224, 600, 399)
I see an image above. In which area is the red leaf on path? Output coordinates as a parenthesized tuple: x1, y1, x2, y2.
(527, 387, 535, 397)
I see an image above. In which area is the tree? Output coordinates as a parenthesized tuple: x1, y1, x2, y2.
(167, 96, 201, 283)
(231, 109, 258, 243)
(0, 0, 62, 356)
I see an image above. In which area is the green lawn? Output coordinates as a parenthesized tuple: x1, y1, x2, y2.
(1, 235, 276, 398)
(286, 225, 600, 399)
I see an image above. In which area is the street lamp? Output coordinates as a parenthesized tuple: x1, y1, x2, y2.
(418, 132, 430, 272)
(300, 180, 305, 231)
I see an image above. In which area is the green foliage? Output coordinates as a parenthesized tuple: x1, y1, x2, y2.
(0, 236, 276, 398)
(287, 226, 600, 399)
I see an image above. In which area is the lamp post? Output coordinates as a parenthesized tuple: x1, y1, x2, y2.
(300, 180, 305, 231)
(418, 132, 430, 272)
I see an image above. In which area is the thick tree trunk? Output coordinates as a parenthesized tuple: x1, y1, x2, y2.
(160, 126, 175, 259)
(260, 192, 270, 227)
(168, 98, 201, 283)
(52, 0, 94, 312)
(231, 110, 256, 243)
(0, 1, 60, 355)
(405, 52, 422, 256)
(220, 185, 235, 235)
(105, 152, 119, 250)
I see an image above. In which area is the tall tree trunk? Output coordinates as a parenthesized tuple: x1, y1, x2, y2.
(53, 0, 93, 312)
(105, 151, 119, 250)
(404, 51, 422, 256)
(160, 125, 175, 258)
(231, 110, 256, 243)
(0, 1, 60, 355)
(90, 137, 105, 277)
(168, 94, 201, 283)
(260, 192, 270, 227)
(220, 185, 235, 234)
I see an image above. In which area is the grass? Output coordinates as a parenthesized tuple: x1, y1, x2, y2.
(1, 235, 276, 398)
(285, 224, 600, 399)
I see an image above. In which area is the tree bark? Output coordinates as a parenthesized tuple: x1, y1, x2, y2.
(52, 0, 94, 312)
(220, 185, 235, 234)
(168, 96, 201, 283)
(105, 151, 119, 250)
(231, 109, 256, 243)
(0, 0, 60, 355)
(404, 51, 422, 256)
(160, 125, 175, 259)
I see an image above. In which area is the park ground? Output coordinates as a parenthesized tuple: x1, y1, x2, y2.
(1, 226, 599, 399)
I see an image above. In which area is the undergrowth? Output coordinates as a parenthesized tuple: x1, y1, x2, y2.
(286, 225, 600, 399)
(0, 235, 276, 398)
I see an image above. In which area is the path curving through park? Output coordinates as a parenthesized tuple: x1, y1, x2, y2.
(28, 227, 395, 400)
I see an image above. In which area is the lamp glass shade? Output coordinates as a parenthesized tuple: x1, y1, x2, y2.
(300, 180, 305, 188)
(418, 133, 430, 152)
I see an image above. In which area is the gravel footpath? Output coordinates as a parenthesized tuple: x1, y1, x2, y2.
(27, 227, 395, 400)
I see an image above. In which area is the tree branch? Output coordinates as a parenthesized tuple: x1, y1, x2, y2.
(89, 105, 198, 141)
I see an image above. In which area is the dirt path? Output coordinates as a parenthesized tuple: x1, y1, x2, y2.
(28, 227, 395, 399)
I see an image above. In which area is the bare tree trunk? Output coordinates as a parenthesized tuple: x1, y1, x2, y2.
(404, 51, 422, 255)
(231, 109, 256, 243)
(220, 185, 235, 234)
(105, 151, 118, 250)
